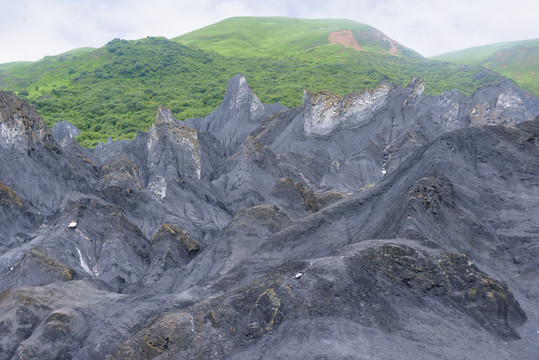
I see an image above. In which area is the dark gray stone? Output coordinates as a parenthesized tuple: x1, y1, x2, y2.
(51, 120, 81, 144)
(0, 74, 538, 359)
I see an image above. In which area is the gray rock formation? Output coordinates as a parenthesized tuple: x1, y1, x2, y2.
(0, 74, 538, 359)
(51, 120, 81, 144)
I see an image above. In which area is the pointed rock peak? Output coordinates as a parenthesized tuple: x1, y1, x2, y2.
(150, 104, 198, 142)
(0, 91, 57, 152)
(147, 105, 201, 180)
(51, 121, 81, 143)
(155, 104, 177, 126)
(221, 74, 264, 115)
(405, 76, 425, 97)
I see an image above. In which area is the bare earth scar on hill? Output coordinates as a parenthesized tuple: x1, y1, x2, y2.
(375, 30, 399, 55)
(329, 30, 362, 51)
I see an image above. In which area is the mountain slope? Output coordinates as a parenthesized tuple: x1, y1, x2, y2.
(174, 16, 420, 58)
(0, 74, 538, 359)
(0, 18, 503, 147)
(0, 61, 32, 71)
(0, 37, 233, 146)
(432, 39, 539, 96)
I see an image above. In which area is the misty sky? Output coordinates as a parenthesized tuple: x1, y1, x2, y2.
(1, 0, 538, 64)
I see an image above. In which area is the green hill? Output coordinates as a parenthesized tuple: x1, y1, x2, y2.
(432, 39, 539, 95)
(0, 61, 33, 71)
(174, 16, 421, 58)
(0, 17, 502, 147)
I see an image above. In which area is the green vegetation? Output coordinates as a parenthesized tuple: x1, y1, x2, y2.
(174, 16, 421, 58)
(0, 61, 33, 71)
(432, 39, 539, 95)
(0, 17, 502, 147)
(0, 38, 228, 146)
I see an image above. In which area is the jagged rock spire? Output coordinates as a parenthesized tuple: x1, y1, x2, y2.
(51, 121, 81, 144)
(146, 105, 201, 199)
(0, 91, 57, 152)
(154, 104, 177, 126)
(403, 76, 425, 106)
(182, 74, 286, 158)
(220, 74, 264, 117)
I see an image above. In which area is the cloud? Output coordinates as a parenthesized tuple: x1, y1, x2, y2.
(358, 0, 539, 56)
(0, 0, 537, 63)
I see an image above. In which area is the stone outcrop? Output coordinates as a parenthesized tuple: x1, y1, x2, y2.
(146, 105, 202, 199)
(183, 74, 287, 163)
(111, 243, 526, 359)
(302, 83, 392, 136)
(0, 91, 57, 152)
(51, 120, 81, 144)
(0, 76, 538, 359)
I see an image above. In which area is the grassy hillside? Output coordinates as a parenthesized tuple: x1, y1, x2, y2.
(0, 18, 501, 147)
(0, 61, 32, 71)
(0, 38, 231, 146)
(174, 16, 420, 58)
(0, 47, 96, 94)
(432, 39, 539, 95)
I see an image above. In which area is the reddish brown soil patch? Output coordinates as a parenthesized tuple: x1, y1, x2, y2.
(383, 35, 398, 55)
(373, 29, 398, 55)
(329, 30, 362, 51)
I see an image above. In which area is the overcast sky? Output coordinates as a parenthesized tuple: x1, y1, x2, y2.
(1, 0, 538, 64)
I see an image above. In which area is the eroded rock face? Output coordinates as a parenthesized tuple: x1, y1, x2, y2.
(183, 74, 287, 162)
(0, 93, 99, 212)
(51, 120, 81, 144)
(226, 74, 264, 117)
(100, 155, 142, 195)
(263, 76, 539, 193)
(271, 177, 319, 214)
(0, 76, 538, 359)
(147, 105, 201, 185)
(0, 91, 57, 153)
(470, 85, 532, 126)
(1, 246, 75, 291)
(111, 243, 526, 359)
(302, 83, 392, 136)
(0, 181, 24, 208)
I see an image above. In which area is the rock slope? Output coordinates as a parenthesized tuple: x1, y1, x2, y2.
(0, 74, 538, 359)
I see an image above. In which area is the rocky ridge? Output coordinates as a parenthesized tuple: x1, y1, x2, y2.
(0, 74, 538, 359)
